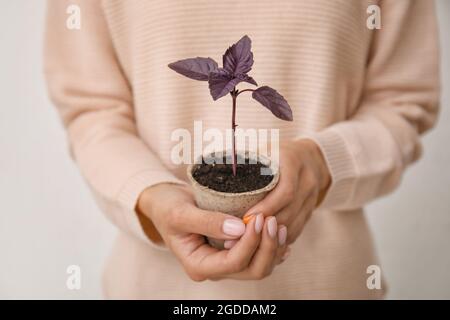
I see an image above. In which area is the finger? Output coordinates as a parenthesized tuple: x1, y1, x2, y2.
(267, 224, 288, 269)
(272, 195, 304, 226)
(282, 246, 291, 261)
(272, 178, 316, 226)
(232, 216, 280, 280)
(276, 246, 291, 265)
(224, 239, 238, 249)
(172, 203, 245, 240)
(285, 199, 315, 245)
(226, 213, 264, 266)
(243, 171, 300, 222)
(187, 214, 264, 280)
(273, 226, 288, 265)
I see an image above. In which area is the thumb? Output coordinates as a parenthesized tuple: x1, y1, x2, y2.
(173, 204, 246, 240)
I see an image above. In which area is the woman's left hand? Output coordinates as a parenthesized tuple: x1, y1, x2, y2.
(244, 139, 331, 245)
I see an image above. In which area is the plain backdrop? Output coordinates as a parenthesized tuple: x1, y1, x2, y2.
(0, 1, 449, 299)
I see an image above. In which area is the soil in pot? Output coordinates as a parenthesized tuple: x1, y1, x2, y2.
(192, 155, 274, 193)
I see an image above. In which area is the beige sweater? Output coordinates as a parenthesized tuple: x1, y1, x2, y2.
(45, 0, 439, 299)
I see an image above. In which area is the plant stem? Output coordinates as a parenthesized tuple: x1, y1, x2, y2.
(236, 88, 255, 96)
(231, 89, 238, 176)
(230, 88, 254, 176)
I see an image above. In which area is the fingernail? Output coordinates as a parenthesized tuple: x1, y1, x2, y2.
(278, 225, 287, 246)
(267, 216, 277, 238)
(223, 219, 245, 237)
(255, 214, 264, 234)
(243, 214, 254, 225)
(224, 240, 237, 249)
(282, 247, 291, 261)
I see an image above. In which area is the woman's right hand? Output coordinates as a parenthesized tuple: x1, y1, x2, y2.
(137, 183, 288, 281)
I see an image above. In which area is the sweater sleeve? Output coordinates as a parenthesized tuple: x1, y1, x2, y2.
(304, 0, 440, 210)
(44, 0, 186, 245)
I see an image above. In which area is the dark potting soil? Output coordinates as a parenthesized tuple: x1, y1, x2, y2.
(192, 156, 274, 193)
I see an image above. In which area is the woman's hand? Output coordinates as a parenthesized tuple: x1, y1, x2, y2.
(137, 183, 288, 281)
(244, 139, 331, 245)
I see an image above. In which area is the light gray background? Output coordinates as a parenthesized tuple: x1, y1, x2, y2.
(0, 1, 449, 299)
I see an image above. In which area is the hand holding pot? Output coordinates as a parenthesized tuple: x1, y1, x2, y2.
(138, 183, 288, 281)
(244, 139, 331, 246)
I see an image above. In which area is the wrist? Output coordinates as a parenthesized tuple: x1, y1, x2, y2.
(137, 186, 155, 219)
(294, 139, 331, 192)
(136, 186, 165, 244)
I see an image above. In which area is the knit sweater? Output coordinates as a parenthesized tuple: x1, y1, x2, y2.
(45, 0, 439, 299)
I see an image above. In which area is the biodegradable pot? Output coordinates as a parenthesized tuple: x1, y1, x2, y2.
(187, 151, 279, 249)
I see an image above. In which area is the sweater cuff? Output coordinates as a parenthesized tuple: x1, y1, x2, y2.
(116, 170, 187, 249)
(300, 129, 358, 209)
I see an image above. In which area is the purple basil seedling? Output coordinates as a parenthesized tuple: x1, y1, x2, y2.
(168, 35, 293, 176)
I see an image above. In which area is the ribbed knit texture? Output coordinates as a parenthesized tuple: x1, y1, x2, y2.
(45, 0, 439, 299)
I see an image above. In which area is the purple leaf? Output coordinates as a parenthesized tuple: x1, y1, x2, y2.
(223, 35, 254, 76)
(208, 69, 241, 100)
(235, 74, 258, 86)
(252, 86, 293, 121)
(168, 57, 218, 81)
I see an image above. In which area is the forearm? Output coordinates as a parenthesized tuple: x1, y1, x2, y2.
(45, 0, 186, 245)
(300, 0, 439, 210)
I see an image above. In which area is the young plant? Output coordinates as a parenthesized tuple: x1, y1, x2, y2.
(168, 35, 293, 176)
